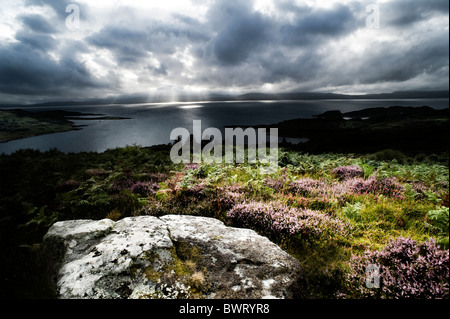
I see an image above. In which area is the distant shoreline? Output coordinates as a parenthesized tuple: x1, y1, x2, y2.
(0, 109, 131, 143)
(0, 90, 448, 109)
(1, 105, 448, 155)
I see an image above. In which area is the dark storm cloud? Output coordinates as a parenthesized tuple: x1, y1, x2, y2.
(206, 0, 254, 30)
(25, 0, 74, 18)
(19, 14, 58, 34)
(24, 0, 94, 32)
(172, 13, 205, 28)
(280, 3, 359, 46)
(205, 0, 447, 90)
(0, 41, 109, 96)
(202, 0, 277, 65)
(213, 12, 271, 65)
(259, 49, 324, 83)
(382, 0, 449, 27)
(0, 0, 448, 103)
(15, 31, 57, 52)
(145, 64, 168, 76)
(87, 27, 149, 64)
(273, 0, 312, 16)
(196, 0, 361, 85)
(0, 1, 108, 98)
(86, 19, 210, 65)
(358, 32, 449, 85)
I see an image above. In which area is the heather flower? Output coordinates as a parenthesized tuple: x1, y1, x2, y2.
(282, 194, 314, 208)
(343, 177, 404, 198)
(130, 181, 160, 196)
(347, 237, 449, 299)
(217, 185, 246, 210)
(175, 183, 209, 204)
(265, 177, 286, 192)
(411, 182, 430, 196)
(110, 179, 135, 194)
(289, 178, 328, 197)
(332, 165, 364, 180)
(147, 172, 169, 183)
(286, 176, 404, 201)
(184, 163, 200, 171)
(266, 169, 292, 192)
(227, 201, 347, 242)
(111, 179, 160, 196)
(282, 194, 333, 212)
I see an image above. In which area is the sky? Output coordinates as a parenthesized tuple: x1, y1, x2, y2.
(0, 0, 448, 104)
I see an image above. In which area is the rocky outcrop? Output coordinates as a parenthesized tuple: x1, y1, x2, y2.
(43, 215, 305, 299)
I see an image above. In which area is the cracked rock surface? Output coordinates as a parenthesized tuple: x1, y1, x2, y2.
(43, 215, 305, 299)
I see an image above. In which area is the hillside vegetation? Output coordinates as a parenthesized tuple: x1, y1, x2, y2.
(0, 145, 448, 298)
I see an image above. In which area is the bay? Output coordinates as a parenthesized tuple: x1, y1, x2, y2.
(0, 98, 447, 154)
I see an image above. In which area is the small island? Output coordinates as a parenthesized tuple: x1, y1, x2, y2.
(0, 109, 131, 143)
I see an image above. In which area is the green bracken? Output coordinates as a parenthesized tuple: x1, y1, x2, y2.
(0, 145, 448, 298)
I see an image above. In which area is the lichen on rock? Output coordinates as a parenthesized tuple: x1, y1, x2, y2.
(43, 215, 305, 299)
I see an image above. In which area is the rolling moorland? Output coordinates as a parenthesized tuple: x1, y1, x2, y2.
(0, 105, 448, 299)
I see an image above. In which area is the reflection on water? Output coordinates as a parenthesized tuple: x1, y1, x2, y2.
(0, 99, 447, 154)
(178, 104, 204, 109)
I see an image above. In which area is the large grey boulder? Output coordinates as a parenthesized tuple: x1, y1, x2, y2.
(43, 215, 305, 299)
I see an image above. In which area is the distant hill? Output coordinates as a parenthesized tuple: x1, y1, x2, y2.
(315, 105, 450, 119)
(0, 90, 448, 108)
(233, 105, 450, 154)
(236, 91, 449, 101)
(235, 92, 349, 100)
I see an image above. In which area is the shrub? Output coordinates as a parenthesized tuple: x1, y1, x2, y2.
(266, 177, 286, 192)
(440, 191, 449, 208)
(56, 180, 80, 192)
(217, 185, 246, 210)
(289, 178, 328, 197)
(106, 208, 121, 221)
(411, 182, 431, 199)
(346, 237, 449, 299)
(360, 162, 377, 178)
(176, 183, 209, 204)
(403, 183, 431, 201)
(227, 201, 347, 243)
(146, 172, 169, 183)
(343, 202, 363, 221)
(344, 177, 404, 198)
(281, 194, 333, 213)
(110, 178, 135, 194)
(368, 149, 406, 163)
(130, 181, 160, 197)
(426, 207, 449, 237)
(287, 176, 403, 200)
(332, 165, 364, 180)
(265, 168, 292, 192)
(85, 168, 109, 177)
(110, 190, 141, 218)
(184, 163, 200, 171)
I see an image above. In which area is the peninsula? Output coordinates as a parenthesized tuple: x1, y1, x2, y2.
(0, 109, 130, 143)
